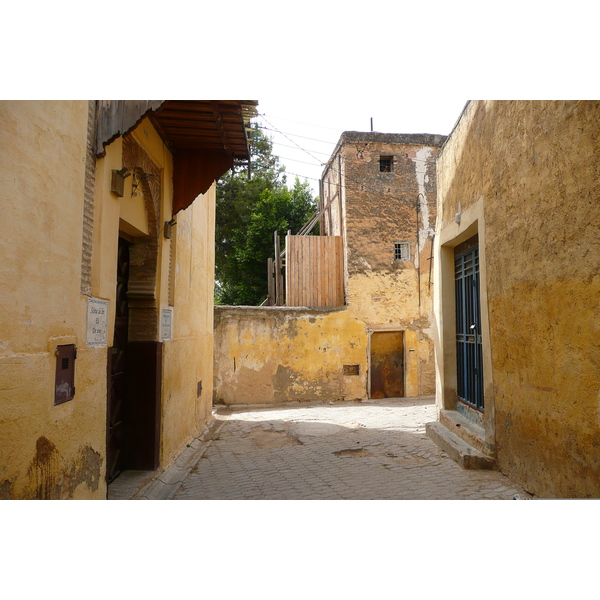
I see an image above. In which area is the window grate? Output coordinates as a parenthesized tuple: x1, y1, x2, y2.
(379, 155, 393, 172)
(394, 242, 411, 261)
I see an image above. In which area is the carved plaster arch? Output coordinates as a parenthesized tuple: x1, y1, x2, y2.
(121, 135, 162, 341)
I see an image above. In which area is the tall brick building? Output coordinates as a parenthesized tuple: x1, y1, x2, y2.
(319, 131, 447, 399)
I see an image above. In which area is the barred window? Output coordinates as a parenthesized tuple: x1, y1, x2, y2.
(394, 242, 411, 261)
(379, 155, 393, 172)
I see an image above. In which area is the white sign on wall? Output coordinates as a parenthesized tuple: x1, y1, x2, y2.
(86, 297, 109, 348)
(161, 308, 173, 341)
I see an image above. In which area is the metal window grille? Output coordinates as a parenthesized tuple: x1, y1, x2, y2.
(454, 243, 484, 411)
(394, 242, 411, 261)
(379, 156, 393, 172)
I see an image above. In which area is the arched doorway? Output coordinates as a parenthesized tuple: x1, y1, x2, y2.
(106, 135, 163, 482)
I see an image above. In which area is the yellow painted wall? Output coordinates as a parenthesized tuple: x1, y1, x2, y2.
(214, 307, 368, 404)
(160, 187, 217, 466)
(1, 103, 222, 498)
(435, 100, 600, 498)
(0, 101, 106, 499)
(346, 268, 435, 397)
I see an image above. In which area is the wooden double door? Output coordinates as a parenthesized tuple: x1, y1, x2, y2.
(107, 238, 130, 483)
(107, 238, 162, 484)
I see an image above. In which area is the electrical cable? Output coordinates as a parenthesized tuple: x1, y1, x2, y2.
(248, 116, 439, 215)
(272, 141, 332, 157)
(257, 112, 345, 133)
(259, 116, 328, 166)
(256, 116, 436, 165)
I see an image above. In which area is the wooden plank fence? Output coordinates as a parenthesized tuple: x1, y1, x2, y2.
(285, 235, 344, 307)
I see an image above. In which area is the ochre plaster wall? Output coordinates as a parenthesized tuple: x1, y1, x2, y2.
(435, 100, 600, 498)
(0, 101, 106, 499)
(160, 187, 216, 466)
(214, 307, 368, 404)
(0, 104, 221, 498)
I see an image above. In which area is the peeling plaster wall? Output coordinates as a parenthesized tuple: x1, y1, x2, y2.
(214, 307, 367, 404)
(335, 133, 444, 397)
(435, 100, 600, 498)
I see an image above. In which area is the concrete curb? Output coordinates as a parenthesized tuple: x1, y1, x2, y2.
(136, 415, 229, 500)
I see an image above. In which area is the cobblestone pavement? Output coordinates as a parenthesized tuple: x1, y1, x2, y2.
(172, 397, 533, 500)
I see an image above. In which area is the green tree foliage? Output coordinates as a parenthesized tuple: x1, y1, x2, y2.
(215, 126, 318, 305)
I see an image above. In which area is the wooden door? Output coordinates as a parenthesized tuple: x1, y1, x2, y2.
(106, 238, 130, 483)
(370, 331, 404, 399)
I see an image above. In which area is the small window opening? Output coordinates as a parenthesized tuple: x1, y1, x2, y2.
(379, 156, 393, 172)
(55, 344, 76, 405)
(394, 242, 411, 261)
(343, 365, 360, 376)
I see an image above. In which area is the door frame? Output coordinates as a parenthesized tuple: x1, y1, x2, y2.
(435, 201, 495, 445)
(454, 236, 484, 413)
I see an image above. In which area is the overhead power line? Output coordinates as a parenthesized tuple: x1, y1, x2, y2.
(273, 141, 332, 157)
(252, 115, 438, 210)
(257, 112, 344, 133)
(279, 155, 325, 167)
(256, 124, 338, 146)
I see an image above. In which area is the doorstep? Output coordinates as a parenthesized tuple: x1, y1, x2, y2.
(426, 409, 496, 470)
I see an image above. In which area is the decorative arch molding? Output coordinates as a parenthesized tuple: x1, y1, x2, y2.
(122, 135, 163, 342)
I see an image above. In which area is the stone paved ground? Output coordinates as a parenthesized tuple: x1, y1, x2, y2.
(172, 396, 534, 500)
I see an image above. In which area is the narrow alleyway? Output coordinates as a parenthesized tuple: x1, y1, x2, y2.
(113, 396, 533, 500)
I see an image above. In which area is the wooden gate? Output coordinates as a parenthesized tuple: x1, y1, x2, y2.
(455, 236, 484, 410)
(285, 235, 344, 307)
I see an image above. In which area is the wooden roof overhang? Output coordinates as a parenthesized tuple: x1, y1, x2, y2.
(151, 100, 256, 213)
(96, 99, 257, 213)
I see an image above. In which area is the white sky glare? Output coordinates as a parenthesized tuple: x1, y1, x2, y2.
(253, 96, 468, 195)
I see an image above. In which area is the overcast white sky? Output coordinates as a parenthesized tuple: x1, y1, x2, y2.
(253, 96, 468, 194)
(6, 1, 596, 200)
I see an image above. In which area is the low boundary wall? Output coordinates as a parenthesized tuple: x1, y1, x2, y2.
(213, 306, 368, 405)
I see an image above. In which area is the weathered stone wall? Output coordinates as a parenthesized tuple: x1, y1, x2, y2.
(435, 100, 600, 498)
(214, 307, 368, 404)
(340, 133, 443, 276)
